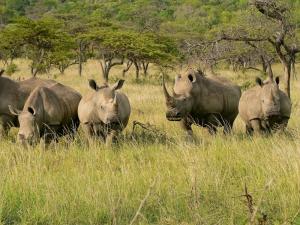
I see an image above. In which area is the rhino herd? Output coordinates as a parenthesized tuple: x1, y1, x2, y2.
(0, 67, 291, 147)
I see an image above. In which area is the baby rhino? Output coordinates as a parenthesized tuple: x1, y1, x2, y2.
(9, 83, 82, 145)
(239, 74, 291, 134)
(78, 79, 131, 145)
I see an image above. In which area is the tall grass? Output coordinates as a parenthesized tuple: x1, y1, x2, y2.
(0, 60, 300, 224)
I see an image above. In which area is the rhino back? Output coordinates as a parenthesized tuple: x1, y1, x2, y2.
(48, 83, 82, 119)
(0, 76, 20, 115)
(18, 78, 57, 108)
(19, 77, 56, 94)
(238, 86, 262, 122)
(193, 76, 241, 117)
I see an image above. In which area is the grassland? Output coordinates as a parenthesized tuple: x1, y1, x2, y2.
(1, 60, 300, 225)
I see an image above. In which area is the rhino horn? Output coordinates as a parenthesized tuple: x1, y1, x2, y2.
(162, 74, 172, 102)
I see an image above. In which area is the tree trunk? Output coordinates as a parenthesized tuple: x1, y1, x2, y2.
(78, 41, 83, 76)
(261, 56, 268, 73)
(79, 61, 82, 76)
(133, 61, 140, 80)
(31, 67, 38, 77)
(283, 62, 291, 99)
(100, 56, 124, 82)
(142, 61, 149, 76)
(122, 61, 133, 77)
(100, 61, 110, 83)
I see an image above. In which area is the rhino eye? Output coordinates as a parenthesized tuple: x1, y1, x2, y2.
(100, 105, 104, 110)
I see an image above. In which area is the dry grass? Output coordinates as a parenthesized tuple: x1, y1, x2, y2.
(1, 60, 300, 225)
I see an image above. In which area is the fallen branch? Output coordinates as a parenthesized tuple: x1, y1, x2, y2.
(250, 180, 272, 225)
(129, 179, 156, 225)
(240, 181, 272, 225)
(132, 121, 166, 138)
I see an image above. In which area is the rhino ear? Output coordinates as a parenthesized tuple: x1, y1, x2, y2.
(8, 105, 21, 116)
(256, 77, 263, 87)
(275, 76, 280, 85)
(88, 79, 98, 91)
(188, 73, 196, 83)
(112, 80, 125, 91)
(28, 107, 36, 116)
(0, 69, 4, 76)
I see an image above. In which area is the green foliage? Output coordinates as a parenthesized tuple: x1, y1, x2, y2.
(4, 16, 75, 75)
(5, 63, 18, 76)
(0, 0, 298, 78)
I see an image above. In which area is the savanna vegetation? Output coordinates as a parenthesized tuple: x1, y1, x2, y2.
(1, 0, 300, 225)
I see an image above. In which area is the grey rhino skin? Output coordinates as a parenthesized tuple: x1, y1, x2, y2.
(78, 79, 131, 145)
(9, 83, 82, 145)
(163, 69, 241, 136)
(0, 72, 56, 137)
(239, 76, 291, 134)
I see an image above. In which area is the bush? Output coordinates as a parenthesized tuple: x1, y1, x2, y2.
(6, 63, 18, 76)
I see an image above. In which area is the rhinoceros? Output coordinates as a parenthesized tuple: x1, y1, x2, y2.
(238, 67, 291, 134)
(0, 72, 55, 137)
(163, 69, 241, 136)
(8, 83, 82, 145)
(78, 79, 131, 145)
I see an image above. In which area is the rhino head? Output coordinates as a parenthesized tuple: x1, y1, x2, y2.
(89, 79, 124, 127)
(256, 75, 281, 120)
(163, 69, 197, 121)
(9, 105, 40, 145)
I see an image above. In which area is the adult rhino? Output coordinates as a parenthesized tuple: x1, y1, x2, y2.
(0, 72, 55, 137)
(8, 83, 81, 145)
(163, 69, 241, 137)
(238, 66, 291, 134)
(78, 79, 131, 145)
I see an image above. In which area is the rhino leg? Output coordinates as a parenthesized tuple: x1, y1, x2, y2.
(180, 118, 193, 137)
(204, 114, 221, 135)
(106, 130, 118, 146)
(82, 123, 94, 138)
(274, 118, 289, 133)
(250, 119, 263, 135)
(0, 123, 8, 138)
(0, 115, 15, 138)
(280, 118, 289, 130)
(207, 126, 217, 135)
(246, 124, 253, 135)
(223, 120, 234, 135)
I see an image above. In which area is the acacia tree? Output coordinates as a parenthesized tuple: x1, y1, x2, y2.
(49, 35, 76, 74)
(0, 23, 26, 66)
(125, 33, 180, 79)
(9, 17, 74, 76)
(88, 29, 179, 81)
(87, 29, 130, 82)
(219, 0, 300, 98)
(56, 13, 98, 76)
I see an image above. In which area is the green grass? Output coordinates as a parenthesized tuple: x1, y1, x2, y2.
(1, 60, 300, 224)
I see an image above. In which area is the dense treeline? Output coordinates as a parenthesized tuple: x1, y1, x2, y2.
(0, 0, 299, 89)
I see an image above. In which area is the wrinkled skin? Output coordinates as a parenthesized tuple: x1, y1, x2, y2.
(0, 73, 55, 138)
(9, 83, 82, 146)
(78, 79, 131, 145)
(163, 69, 241, 137)
(239, 76, 291, 135)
